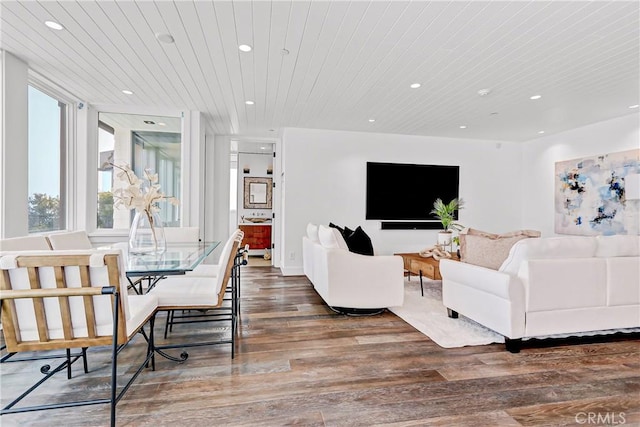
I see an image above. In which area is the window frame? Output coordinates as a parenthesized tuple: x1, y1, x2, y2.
(86, 105, 192, 241)
(27, 73, 77, 234)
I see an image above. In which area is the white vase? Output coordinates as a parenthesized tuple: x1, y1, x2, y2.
(129, 210, 166, 255)
(437, 231, 452, 247)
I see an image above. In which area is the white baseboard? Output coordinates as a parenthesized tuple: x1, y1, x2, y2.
(281, 266, 304, 276)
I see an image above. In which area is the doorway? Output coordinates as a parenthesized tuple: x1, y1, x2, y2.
(230, 140, 275, 267)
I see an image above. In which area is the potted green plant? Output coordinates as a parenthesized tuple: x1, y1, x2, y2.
(430, 198, 464, 247)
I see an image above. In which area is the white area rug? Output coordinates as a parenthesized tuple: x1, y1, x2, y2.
(389, 279, 504, 348)
(390, 279, 640, 349)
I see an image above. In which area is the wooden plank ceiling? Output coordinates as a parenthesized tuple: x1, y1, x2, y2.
(1, 1, 638, 141)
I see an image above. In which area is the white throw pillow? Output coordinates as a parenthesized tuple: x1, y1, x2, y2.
(318, 225, 348, 250)
(306, 223, 320, 243)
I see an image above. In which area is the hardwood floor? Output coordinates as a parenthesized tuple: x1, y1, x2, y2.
(1, 266, 639, 426)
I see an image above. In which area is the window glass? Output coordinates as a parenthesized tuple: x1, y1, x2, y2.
(28, 85, 66, 233)
(97, 113, 182, 229)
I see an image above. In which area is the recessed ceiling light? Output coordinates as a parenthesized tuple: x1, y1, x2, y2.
(368, 119, 376, 123)
(155, 33, 175, 44)
(410, 83, 421, 89)
(45, 20, 64, 31)
(530, 95, 542, 100)
(158, 122, 166, 126)
(489, 112, 499, 116)
(459, 125, 467, 129)
(629, 104, 639, 109)
(245, 100, 255, 105)
(538, 130, 545, 134)
(478, 88, 491, 97)
(143, 120, 155, 125)
(122, 90, 133, 95)
(239, 44, 252, 52)
(268, 129, 275, 132)
(260, 146, 266, 150)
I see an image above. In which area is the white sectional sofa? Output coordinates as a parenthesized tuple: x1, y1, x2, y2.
(440, 235, 640, 352)
(302, 224, 404, 313)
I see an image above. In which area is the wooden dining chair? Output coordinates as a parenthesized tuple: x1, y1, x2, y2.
(0, 249, 158, 427)
(148, 230, 244, 358)
(0, 235, 61, 364)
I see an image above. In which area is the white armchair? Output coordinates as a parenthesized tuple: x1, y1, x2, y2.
(303, 224, 404, 313)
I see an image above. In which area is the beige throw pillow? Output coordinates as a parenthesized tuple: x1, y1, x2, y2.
(460, 228, 541, 270)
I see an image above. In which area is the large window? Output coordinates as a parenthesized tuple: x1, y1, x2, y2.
(97, 112, 182, 229)
(28, 85, 66, 233)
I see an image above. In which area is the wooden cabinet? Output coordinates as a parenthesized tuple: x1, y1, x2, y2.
(239, 225, 272, 250)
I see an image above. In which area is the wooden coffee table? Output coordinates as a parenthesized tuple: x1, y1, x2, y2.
(395, 252, 460, 296)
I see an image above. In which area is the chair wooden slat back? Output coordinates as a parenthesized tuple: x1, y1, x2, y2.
(0, 252, 127, 353)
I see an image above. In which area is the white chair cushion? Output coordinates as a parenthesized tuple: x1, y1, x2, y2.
(213, 230, 242, 291)
(318, 225, 348, 250)
(47, 230, 93, 250)
(0, 235, 51, 251)
(163, 227, 200, 243)
(151, 276, 220, 307)
(187, 263, 220, 277)
(125, 295, 158, 337)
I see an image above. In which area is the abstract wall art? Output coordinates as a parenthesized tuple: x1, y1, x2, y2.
(555, 149, 640, 236)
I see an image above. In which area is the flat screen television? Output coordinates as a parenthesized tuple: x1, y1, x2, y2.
(366, 162, 460, 221)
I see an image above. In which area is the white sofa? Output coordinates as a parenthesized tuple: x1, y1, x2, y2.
(302, 224, 404, 313)
(440, 235, 640, 352)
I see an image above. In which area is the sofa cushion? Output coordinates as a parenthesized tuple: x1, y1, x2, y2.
(344, 226, 374, 256)
(460, 228, 541, 270)
(306, 223, 320, 242)
(318, 225, 348, 250)
(596, 235, 640, 257)
(500, 236, 597, 275)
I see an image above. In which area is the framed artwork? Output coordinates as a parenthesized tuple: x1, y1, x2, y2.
(555, 149, 639, 236)
(243, 177, 273, 209)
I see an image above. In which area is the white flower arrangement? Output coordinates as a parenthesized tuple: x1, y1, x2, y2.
(111, 163, 179, 220)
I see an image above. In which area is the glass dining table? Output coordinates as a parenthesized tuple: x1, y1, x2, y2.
(120, 241, 221, 294)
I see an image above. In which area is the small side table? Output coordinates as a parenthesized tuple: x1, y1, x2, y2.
(395, 252, 460, 296)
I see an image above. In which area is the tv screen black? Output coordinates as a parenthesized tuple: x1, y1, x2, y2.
(366, 162, 460, 221)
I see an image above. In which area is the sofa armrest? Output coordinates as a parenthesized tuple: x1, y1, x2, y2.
(440, 259, 526, 338)
(440, 259, 521, 300)
(324, 250, 404, 307)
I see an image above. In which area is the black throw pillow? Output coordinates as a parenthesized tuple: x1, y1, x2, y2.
(344, 226, 374, 256)
(329, 222, 344, 234)
(329, 223, 354, 241)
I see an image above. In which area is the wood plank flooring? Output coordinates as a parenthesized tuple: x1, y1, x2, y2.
(1, 267, 639, 426)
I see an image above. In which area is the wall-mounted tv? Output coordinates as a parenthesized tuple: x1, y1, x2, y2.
(366, 162, 460, 221)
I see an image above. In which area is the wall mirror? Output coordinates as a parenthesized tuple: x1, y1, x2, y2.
(244, 177, 272, 209)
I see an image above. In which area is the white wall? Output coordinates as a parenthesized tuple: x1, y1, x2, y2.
(280, 127, 523, 275)
(521, 113, 640, 236)
(1, 51, 28, 238)
(211, 134, 231, 243)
